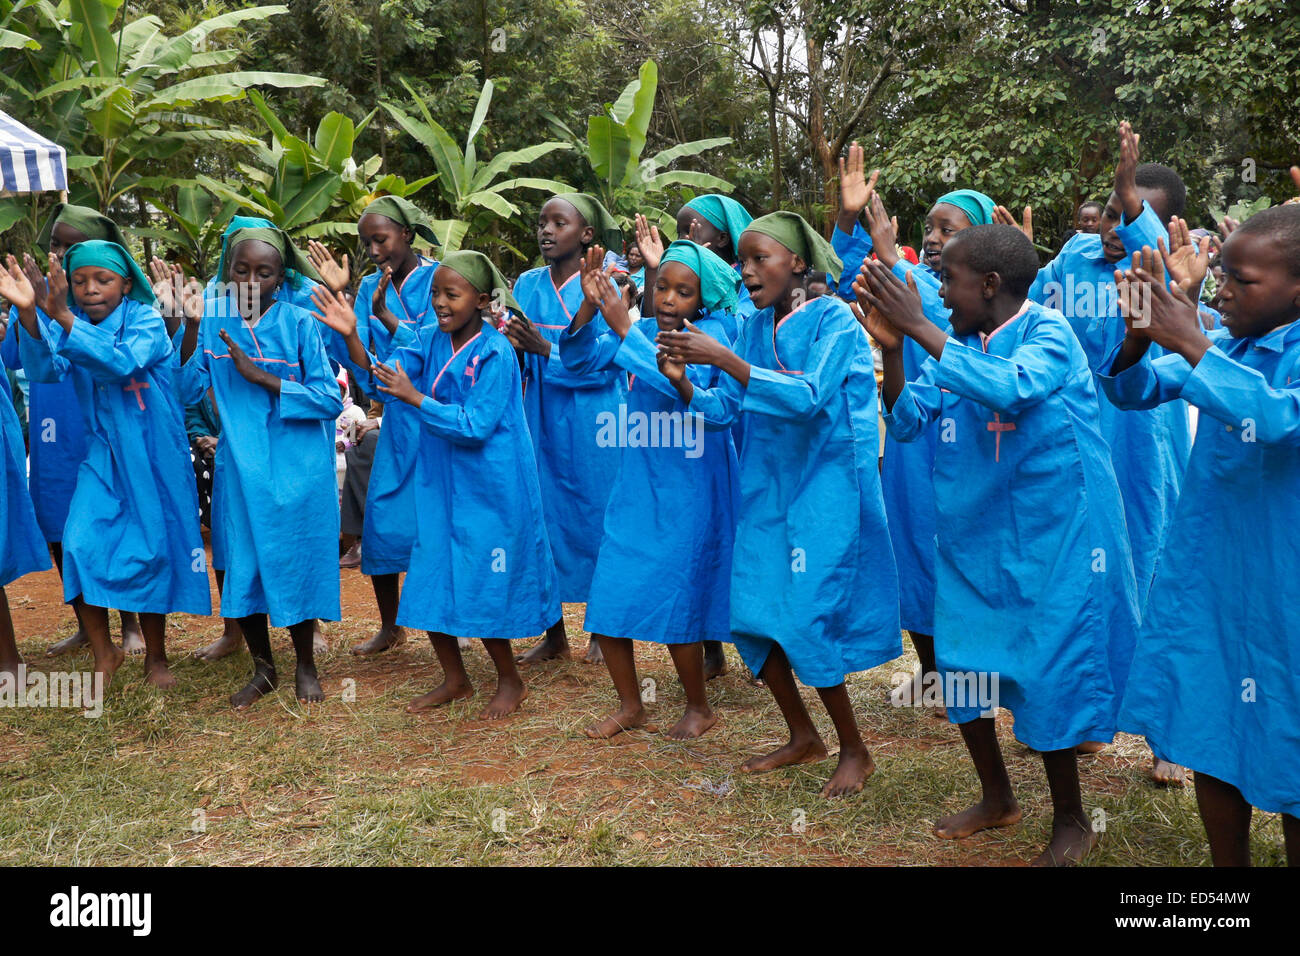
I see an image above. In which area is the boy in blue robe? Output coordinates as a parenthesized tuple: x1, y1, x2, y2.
(305, 198, 440, 658)
(1099, 208, 1300, 865)
(657, 212, 901, 798)
(178, 227, 342, 709)
(507, 193, 626, 667)
(561, 241, 740, 740)
(3, 204, 144, 656)
(314, 251, 559, 720)
(857, 224, 1140, 866)
(4, 243, 211, 692)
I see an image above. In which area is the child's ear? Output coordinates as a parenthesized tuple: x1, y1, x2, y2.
(792, 254, 808, 276)
(122, 276, 133, 295)
(983, 272, 1001, 300)
(477, 291, 492, 311)
(403, 228, 415, 246)
(581, 225, 595, 246)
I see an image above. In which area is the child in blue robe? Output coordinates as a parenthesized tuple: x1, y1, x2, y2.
(0, 337, 51, 679)
(3, 204, 144, 656)
(307, 197, 440, 657)
(5, 242, 210, 692)
(560, 241, 740, 740)
(658, 212, 901, 798)
(677, 194, 757, 320)
(858, 224, 1140, 866)
(1099, 208, 1300, 865)
(178, 227, 341, 709)
(507, 193, 626, 666)
(314, 251, 558, 720)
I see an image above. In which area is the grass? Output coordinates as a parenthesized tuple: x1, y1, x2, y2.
(0, 607, 1290, 866)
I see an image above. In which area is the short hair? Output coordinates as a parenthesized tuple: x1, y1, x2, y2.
(947, 224, 1041, 297)
(1236, 204, 1300, 276)
(1078, 201, 1103, 215)
(1135, 162, 1186, 219)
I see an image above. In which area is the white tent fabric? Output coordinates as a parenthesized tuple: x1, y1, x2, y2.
(0, 109, 67, 194)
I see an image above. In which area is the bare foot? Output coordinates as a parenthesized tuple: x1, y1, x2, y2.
(1031, 816, 1099, 866)
(889, 669, 947, 717)
(821, 746, 875, 798)
(231, 664, 278, 709)
(585, 704, 647, 739)
(312, 623, 328, 657)
(934, 797, 1022, 839)
(703, 642, 727, 681)
(407, 681, 473, 713)
(479, 680, 528, 720)
(351, 626, 407, 656)
(1076, 740, 1106, 755)
(582, 639, 604, 664)
(514, 638, 570, 666)
(46, 630, 89, 656)
(194, 628, 243, 662)
(1150, 757, 1188, 787)
(120, 617, 145, 656)
(93, 643, 126, 691)
(741, 736, 829, 774)
(143, 657, 177, 689)
(295, 661, 324, 704)
(665, 706, 717, 740)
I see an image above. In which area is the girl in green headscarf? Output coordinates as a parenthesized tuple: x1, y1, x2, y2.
(656, 211, 903, 797)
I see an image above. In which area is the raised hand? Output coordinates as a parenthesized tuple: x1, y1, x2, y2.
(0, 254, 35, 311)
(149, 257, 178, 318)
(310, 286, 358, 337)
(307, 240, 351, 294)
(44, 253, 72, 322)
(656, 345, 687, 385)
(634, 214, 664, 269)
(655, 321, 732, 367)
(219, 329, 268, 386)
(20, 253, 49, 313)
(1291, 165, 1300, 199)
(373, 359, 422, 406)
(1114, 120, 1142, 218)
(838, 142, 879, 216)
(994, 204, 1034, 243)
(1114, 246, 1206, 359)
(1159, 216, 1211, 296)
(849, 294, 904, 352)
(863, 191, 899, 267)
(180, 274, 204, 322)
(1218, 214, 1239, 242)
(854, 259, 925, 333)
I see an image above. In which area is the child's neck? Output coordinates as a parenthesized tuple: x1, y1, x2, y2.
(773, 282, 803, 321)
(976, 295, 1025, 337)
(450, 316, 483, 351)
(391, 250, 420, 286)
(547, 250, 582, 285)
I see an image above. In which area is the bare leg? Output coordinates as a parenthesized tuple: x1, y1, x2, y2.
(585, 635, 646, 738)
(815, 682, 875, 798)
(407, 632, 474, 712)
(1194, 771, 1253, 866)
(119, 611, 145, 655)
(666, 642, 718, 739)
(1032, 747, 1098, 866)
(890, 631, 945, 717)
(741, 645, 829, 774)
(351, 572, 407, 655)
(290, 619, 323, 703)
(0, 588, 21, 678)
(478, 638, 527, 719)
(934, 716, 1022, 838)
(73, 599, 124, 691)
(515, 616, 570, 666)
(139, 612, 176, 689)
(231, 613, 277, 709)
(195, 568, 244, 661)
(1283, 813, 1299, 868)
(702, 639, 727, 681)
(45, 542, 90, 656)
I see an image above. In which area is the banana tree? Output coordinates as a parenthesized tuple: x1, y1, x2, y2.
(543, 59, 734, 239)
(381, 77, 572, 254)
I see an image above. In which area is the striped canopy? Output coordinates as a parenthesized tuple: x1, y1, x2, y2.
(0, 110, 67, 194)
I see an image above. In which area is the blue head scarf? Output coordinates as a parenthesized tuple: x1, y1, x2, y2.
(659, 240, 740, 313)
(933, 189, 996, 226)
(62, 240, 155, 307)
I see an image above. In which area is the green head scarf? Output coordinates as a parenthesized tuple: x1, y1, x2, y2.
(62, 240, 155, 307)
(682, 195, 752, 258)
(659, 240, 739, 313)
(37, 203, 130, 253)
(933, 189, 996, 227)
(552, 193, 622, 251)
(218, 226, 323, 287)
(743, 211, 843, 281)
(360, 196, 440, 246)
(438, 250, 525, 320)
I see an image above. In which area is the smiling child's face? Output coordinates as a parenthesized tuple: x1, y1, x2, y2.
(1215, 231, 1300, 338)
(358, 214, 413, 272)
(937, 241, 992, 336)
(654, 261, 703, 331)
(922, 204, 972, 272)
(431, 268, 487, 335)
(70, 267, 130, 322)
(737, 231, 802, 311)
(538, 199, 591, 262)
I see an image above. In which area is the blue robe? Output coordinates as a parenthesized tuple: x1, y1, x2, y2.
(1028, 201, 1189, 603)
(179, 298, 341, 626)
(325, 259, 438, 576)
(18, 301, 210, 614)
(687, 295, 901, 687)
(4, 305, 89, 543)
(1099, 321, 1300, 816)
(513, 266, 626, 603)
(560, 316, 739, 644)
(0, 369, 50, 587)
(884, 302, 1140, 750)
(390, 322, 560, 638)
